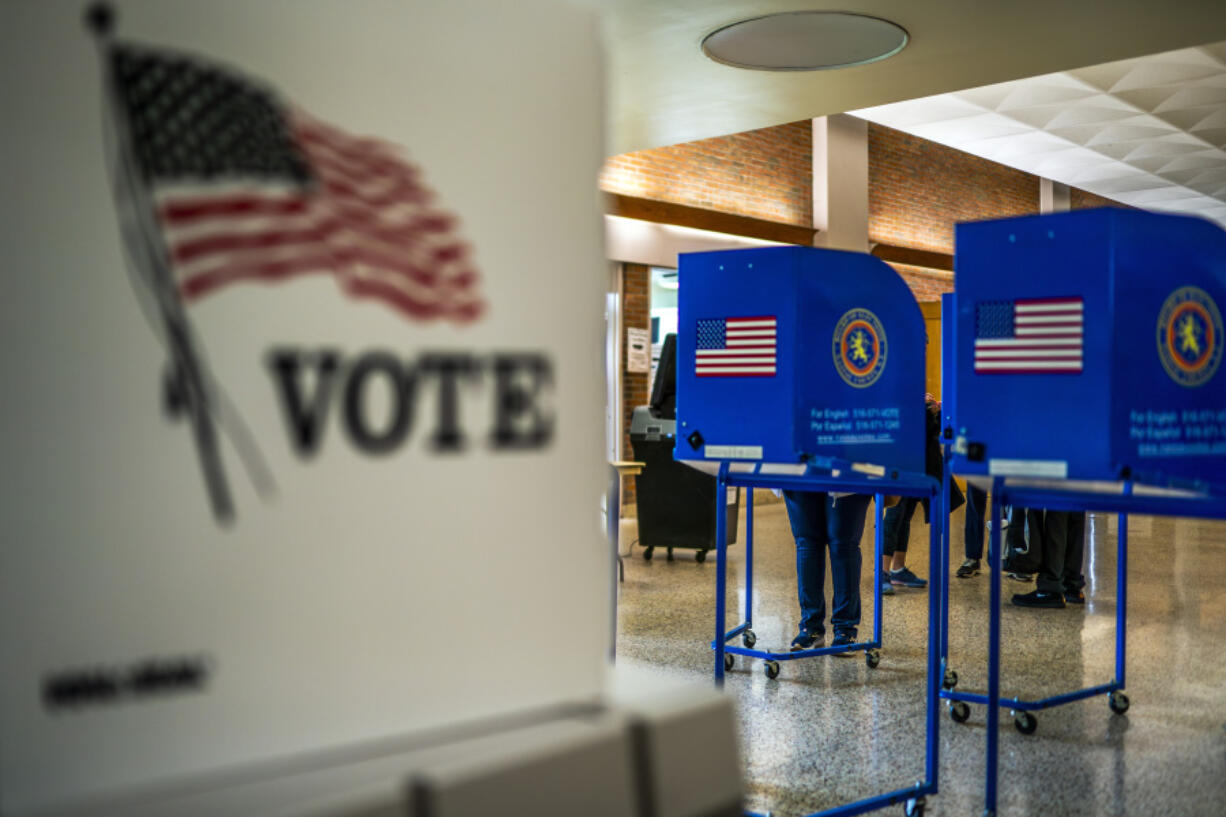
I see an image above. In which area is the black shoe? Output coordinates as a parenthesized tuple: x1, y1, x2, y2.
(1006, 571, 1034, 583)
(1064, 588, 1085, 604)
(956, 558, 981, 578)
(1011, 590, 1065, 609)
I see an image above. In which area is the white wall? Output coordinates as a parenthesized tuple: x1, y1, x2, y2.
(0, 2, 609, 812)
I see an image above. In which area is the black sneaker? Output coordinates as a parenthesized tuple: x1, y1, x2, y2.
(956, 559, 981, 578)
(830, 631, 857, 655)
(1011, 590, 1065, 609)
(1064, 588, 1086, 604)
(790, 630, 825, 651)
(1006, 571, 1034, 583)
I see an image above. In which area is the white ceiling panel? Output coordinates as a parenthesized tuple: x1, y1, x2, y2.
(854, 43, 1226, 227)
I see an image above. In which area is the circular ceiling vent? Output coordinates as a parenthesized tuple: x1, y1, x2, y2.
(702, 11, 908, 71)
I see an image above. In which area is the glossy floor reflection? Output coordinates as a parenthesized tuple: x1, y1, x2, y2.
(614, 497, 1226, 817)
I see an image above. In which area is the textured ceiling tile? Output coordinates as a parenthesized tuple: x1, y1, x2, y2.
(1200, 42, 1226, 63)
(1032, 146, 1114, 173)
(1128, 155, 1185, 173)
(1113, 87, 1184, 112)
(997, 103, 1074, 129)
(1186, 168, 1226, 186)
(1126, 188, 1209, 204)
(855, 96, 986, 128)
(1189, 127, 1226, 149)
(1091, 175, 1178, 194)
(1107, 59, 1226, 92)
(1067, 60, 1142, 92)
(995, 81, 1100, 111)
(1152, 86, 1226, 112)
(1159, 167, 1226, 185)
(956, 82, 1026, 111)
(855, 41, 1226, 227)
(1067, 163, 1149, 185)
(1157, 151, 1226, 172)
(973, 129, 1070, 159)
(1123, 138, 1213, 161)
(1152, 104, 1226, 133)
(1190, 107, 1226, 129)
(1043, 102, 1147, 128)
(909, 112, 1033, 142)
(1047, 123, 1114, 146)
(1086, 122, 1181, 144)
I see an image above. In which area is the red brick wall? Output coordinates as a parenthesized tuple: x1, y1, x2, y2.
(602, 123, 1129, 338)
(621, 263, 650, 505)
(600, 121, 812, 227)
(868, 122, 1040, 256)
(892, 263, 955, 300)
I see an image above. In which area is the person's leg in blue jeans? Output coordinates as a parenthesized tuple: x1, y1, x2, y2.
(783, 489, 830, 649)
(827, 493, 870, 642)
(958, 484, 987, 577)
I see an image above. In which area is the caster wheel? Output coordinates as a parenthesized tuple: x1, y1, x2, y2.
(950, 701, 970, 723)
(695, 550, 707, 564)
(865, 649, 881, 669)
(1013, 711, 1037, 735)
(643, 547, 654, 561)
(723, 653, 734, 671)
(666, 548, 674, 562)
(1109, 691, 1130, 715)
(905, 796, 926, 817)
(764, 661, 780, 680)
(943, 669, 959, 690)
(742, 629, 757, 648)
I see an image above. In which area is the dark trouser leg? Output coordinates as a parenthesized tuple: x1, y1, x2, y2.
(1038, 510, 1074, 594)
(1006, 508, 1044, 573)
(827, 493, 870, 637)
(882, 497, 917, 557)
(784, 490, 829, 634)
(964, 485, 986, 560)
(1062, 512, 1086, 592)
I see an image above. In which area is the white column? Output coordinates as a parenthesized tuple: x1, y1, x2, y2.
(812, 114, 869, 252)
(1040, 177, 1071, 214)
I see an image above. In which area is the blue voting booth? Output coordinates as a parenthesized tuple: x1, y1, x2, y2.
(948, 208, 1226, 490)
(940, 208, 1226, 817)
(676, 245, 942, 817)
(675, 245, 926, 473)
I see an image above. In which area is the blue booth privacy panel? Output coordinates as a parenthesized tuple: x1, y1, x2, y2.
(674, 246, 926, 474)
(949, 208, 1226, 488)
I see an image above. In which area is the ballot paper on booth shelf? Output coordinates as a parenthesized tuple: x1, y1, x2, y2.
(0, 1, 608, 814)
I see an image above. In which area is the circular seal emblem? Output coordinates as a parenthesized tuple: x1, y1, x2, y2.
(832, 308, 887, 388)
(1156, 286, 1222, 387)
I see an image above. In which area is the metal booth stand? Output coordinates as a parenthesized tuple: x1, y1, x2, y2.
(940, 477, 1226, 817)
(716, 462, 944, 817)
(936, 208, 1226, 817)
(673, 244, 944, 817)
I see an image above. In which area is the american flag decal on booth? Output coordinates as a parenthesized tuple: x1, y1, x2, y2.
(695, 316, 777, 376)
(974, 297, 1083, 373)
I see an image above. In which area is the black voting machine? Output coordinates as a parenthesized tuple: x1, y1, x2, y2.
(629, 334, 740, 562)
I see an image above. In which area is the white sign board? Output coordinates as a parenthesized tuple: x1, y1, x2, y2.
(0, 1, 607, 813)
(627, 327, 651, 373)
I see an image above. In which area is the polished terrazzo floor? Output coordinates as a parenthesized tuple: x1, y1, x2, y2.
(613, 495, 1226, 817)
